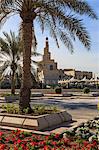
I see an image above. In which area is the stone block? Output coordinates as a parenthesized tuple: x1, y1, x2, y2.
(23, 119, 38, 130)
(60, 111, 72, 122)
(62, 93, 73, 97)
(37, 117, 49, 130)
(23, 117, 49, 130)
(31, 93, 44, 97)
(58, 113, 66, 122)
(2, 116, 24, 127)
(44, 113, 62, 127)
(0, 116, 4, 122)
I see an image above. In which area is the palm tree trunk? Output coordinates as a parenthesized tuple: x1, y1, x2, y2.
(19, 21, 32, 113)
(11, 71, 15, 95)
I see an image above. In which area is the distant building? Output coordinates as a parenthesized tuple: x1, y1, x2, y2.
(64, 69, 92, 80)
(37, 38, 93, 85)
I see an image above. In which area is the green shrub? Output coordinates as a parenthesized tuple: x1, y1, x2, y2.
(1, 104, 59, 115)
(83, 87, 90, 94)
(0, 81, 11, 89)
(23, 107, 29, 114)
(2, 104, 19, 114)
(32, 104, 59, 115)
(55, 87, 62, 94)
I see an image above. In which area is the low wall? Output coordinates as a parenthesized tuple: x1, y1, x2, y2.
(0, 88, 99, 94)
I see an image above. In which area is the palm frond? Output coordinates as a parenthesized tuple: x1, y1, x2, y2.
(32, 23, 37, 51)
(31, 51, 42, 56)
(62, 0, 98, 19)
(60, 16, 91, 49)
(0, 0, 98, 51)
(36, 1, 91, 50)
(0, 38, 9, 53)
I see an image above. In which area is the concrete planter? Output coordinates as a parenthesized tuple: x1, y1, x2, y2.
(4, 93, 44, 102)
(0, 110, 72, 130)
(5, 95, 19, 102)
(31, 92, 44, 97)
(62, 93, 73, 97)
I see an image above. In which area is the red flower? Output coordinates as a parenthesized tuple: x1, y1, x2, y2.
(0, 144, 5, 150)
(14, 146, 18, 150)
(30, 141, 37, 146)
(55, 134, 60, 139)
(0, 132, 3, 137)
(86, 144, 93, 149)
(63, 138, 70, 145)
(83, 141, 89, 147)
(21, 144, 25, 149)
(92, 140, 97, 147)
(38, 141, 45, 146)
(81, 148, 85, 150)
(71, 143, 77, 148)
(17, 139, 22, 144)
(44, 145, 50, 150)
(52, 141, 57, 146)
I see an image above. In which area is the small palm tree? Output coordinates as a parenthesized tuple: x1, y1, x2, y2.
(0, 31, 22, 94)
(1, 0, 97, 112)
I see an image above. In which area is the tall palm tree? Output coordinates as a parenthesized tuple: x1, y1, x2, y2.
(0, 31, 23, 94)
(0, 0, 97, 112)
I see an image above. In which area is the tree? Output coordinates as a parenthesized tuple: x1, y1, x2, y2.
(0, 0, 97, 112)
(0, 31, 41, 95)
(0, 31, 22, 94)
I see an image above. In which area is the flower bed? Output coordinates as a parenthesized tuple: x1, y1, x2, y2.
(0, 117, 98, 150)
(63, 116, 99, 150)
(0, 129, 98, 150)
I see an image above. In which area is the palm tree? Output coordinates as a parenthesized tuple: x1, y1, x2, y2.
(0, 31, 23, 94)
(0, 31, 41, 95)
(0, 0, 97, 112)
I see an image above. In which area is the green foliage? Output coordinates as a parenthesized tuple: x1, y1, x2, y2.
(83, 87, 90, 94)
(1, 104, 59, 115)
(49, 105, 59, 112)
(23, 107, 29, 114)
(2, 104, 19, 114)
(1, 1, 98, 52)
(0, 93, 19, 97)
(0, 81, 11, 89)
(32, 104, 59, 115)
(23, 131, 32, 137)
(33, 105, 45, 115)
(55, 87, 62, 94)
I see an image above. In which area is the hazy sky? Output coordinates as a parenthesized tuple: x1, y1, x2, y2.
(0, 0, 99, 77)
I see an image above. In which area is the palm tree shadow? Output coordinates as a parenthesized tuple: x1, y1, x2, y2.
(61, 102, 97, 110)
(30, 99, 97, 110)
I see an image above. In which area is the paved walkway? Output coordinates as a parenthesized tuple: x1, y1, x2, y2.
(0, 96, 98, 134)
(30, 96, 98, 119)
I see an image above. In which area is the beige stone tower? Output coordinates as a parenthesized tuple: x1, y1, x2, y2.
(38, 38, 59, 85)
